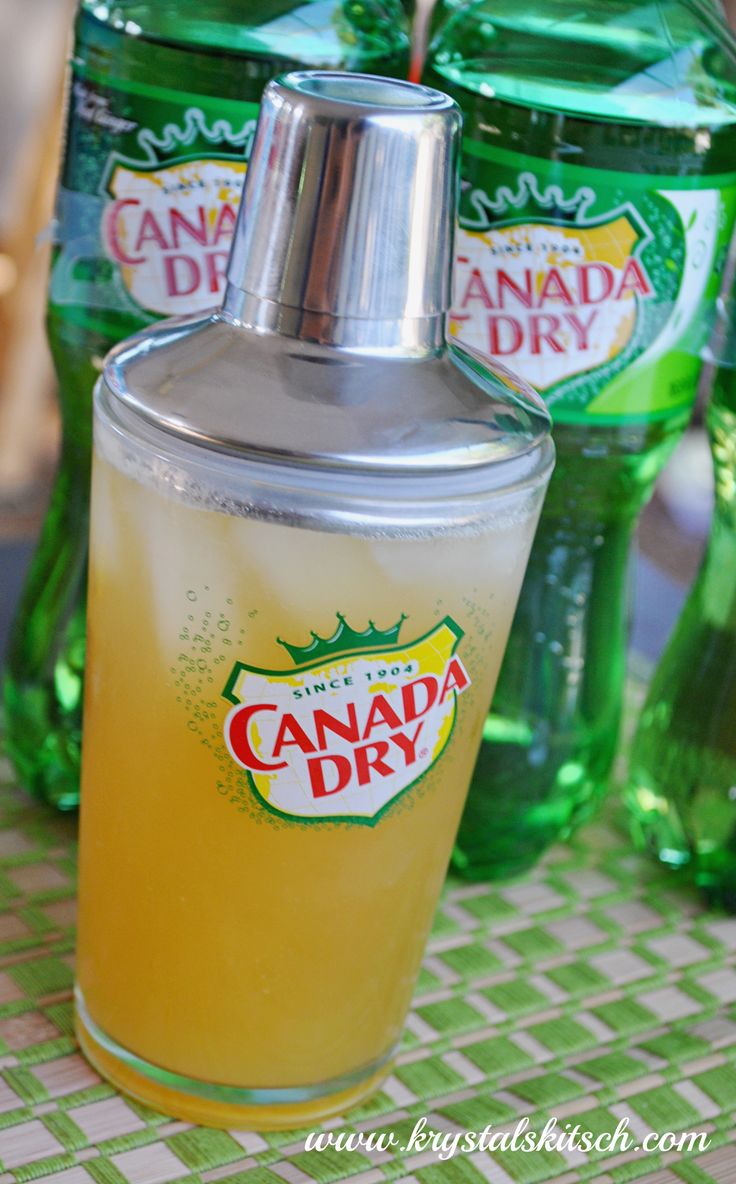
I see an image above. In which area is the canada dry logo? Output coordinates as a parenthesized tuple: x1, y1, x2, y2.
(101, 106, 258, 316)
(220, 614, 471, 825)
(451, 172, 655, 394)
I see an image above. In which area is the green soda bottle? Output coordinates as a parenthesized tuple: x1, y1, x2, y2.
(3, 1, 409, 810)
(430, 0, 731, 34)
(423, 0, 736, 879)
(626, 320, 736, 910)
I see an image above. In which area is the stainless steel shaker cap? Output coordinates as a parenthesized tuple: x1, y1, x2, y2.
(226, 71, 460, 339)
(103, 71, 552, 480)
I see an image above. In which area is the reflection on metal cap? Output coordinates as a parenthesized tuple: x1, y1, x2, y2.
(225, 71, 461, 348)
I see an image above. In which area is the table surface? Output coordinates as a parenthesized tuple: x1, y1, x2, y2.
(0, 741, 734, 1183)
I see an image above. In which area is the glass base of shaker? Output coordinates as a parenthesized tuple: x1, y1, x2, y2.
(75, 990, 393, 1129)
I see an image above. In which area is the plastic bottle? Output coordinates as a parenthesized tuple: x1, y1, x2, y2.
(626, 313, 736, 911)
(423, 0, 736, 878)
(4, 0, 409, 809)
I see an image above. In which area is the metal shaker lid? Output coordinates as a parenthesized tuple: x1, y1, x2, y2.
(225, 71, 459, 345)
(104, 71, 552, 477)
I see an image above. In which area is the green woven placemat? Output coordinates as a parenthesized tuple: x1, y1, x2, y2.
(0, 743, 733, 1184)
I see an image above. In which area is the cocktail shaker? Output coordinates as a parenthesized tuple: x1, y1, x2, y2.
(76, 71, 554, 1128)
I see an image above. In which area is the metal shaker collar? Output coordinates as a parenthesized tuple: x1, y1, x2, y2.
(224, 72, 461, 350)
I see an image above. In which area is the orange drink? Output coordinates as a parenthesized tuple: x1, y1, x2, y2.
(76, 440, 543, 1126)
(74, 70, 554, 1127)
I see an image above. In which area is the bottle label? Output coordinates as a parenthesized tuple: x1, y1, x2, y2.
(452, 141, 736, 424)
(50, 69, 260, 321)
(220, 614, 471, 825)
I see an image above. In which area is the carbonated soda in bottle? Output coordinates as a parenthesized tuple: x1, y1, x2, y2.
(3, 1, 409, 809)
(626, 315, 736, 911)
(423, 0, 736, 878)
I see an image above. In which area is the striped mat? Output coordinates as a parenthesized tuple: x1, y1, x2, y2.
(0, 747, 733, 1184)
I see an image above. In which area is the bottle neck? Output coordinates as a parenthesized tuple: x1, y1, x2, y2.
(221, 284, 447, 354)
